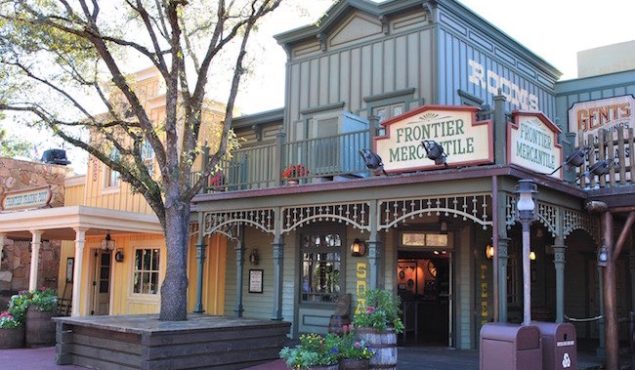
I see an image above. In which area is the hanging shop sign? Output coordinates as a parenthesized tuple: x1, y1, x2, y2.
(374, 105, 493, 173)
(508, 112, 563, 179)
(1, 186, 52, 211)
(568, 95, 634, 136)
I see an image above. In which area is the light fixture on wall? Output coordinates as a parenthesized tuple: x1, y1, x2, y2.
(529, 251, 536, 261)
(485, 244, 494, 259)
(597, 243, 608, 268)
(350, 239, 366, 257)
(114, 249, 124, 262)
(249, 248, 260, 266)
(421, 140, 447, 166)
(101, 232, 115, 251)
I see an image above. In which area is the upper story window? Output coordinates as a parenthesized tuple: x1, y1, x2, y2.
(103, 148, 121, 189)
(141, 140, 155, 176)
(133, 248, 160, 295)
(372, 103, 405, 123)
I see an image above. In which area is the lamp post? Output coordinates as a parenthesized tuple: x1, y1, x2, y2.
(516, 179, 537, 326)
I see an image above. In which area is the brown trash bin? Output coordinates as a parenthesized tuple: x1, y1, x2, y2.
(480, 323, 542, 370)
(534, 322, 577, 370)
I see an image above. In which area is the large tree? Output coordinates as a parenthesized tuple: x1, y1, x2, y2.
(0, 0, 282, 321)
(0, 126, 32, 158)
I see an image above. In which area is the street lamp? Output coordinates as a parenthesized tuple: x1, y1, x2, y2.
(516, 179, 537, 326)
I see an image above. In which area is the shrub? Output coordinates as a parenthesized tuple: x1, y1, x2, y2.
(352, 289, 404, 333)
(280, 333, 339, 369)
(338, 332, 373, 360)
(0, 311, 21, 329)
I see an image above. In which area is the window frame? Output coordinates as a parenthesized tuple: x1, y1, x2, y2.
(131, 247, 161, 296)
(102, 149, 121, 192)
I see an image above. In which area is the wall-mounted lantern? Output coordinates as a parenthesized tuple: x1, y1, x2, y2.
(249, 248, 260, 266)
(350, 239, 366, 257)
(114, 249, 124, 263)
(485, 244, 494, 259)
(597, 244, 609, 267)
(101, 232, 115, 251)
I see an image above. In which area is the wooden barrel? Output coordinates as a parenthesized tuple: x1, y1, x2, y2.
(327, 314, 350, 335)
(356, 328, 397, 370)
(0, 327, 24, 348)
(25, 307, 56, 347)
(340, 358, 369, 370)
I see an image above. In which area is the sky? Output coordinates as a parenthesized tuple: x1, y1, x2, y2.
(2, 0, 634, 174)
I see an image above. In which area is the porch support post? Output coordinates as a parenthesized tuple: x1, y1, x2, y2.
(72, 228, 87, 317)
(553, 236, 566, 323)
(235, 226, 245, 317)
(0, 233, 5, 266)
(497, 237, 509, 322)
(193, 212, 206, 314)
(602, 211, 618, 370)
(28, 230, 42, 291)
(368, 200, 379, 290)
(272, 207, 284, 320)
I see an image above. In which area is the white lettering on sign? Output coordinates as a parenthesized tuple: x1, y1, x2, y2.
(568, 95, 635, 135)
(468, 60, 539, 111)
(557, 340, 575, 347)
(562, 353, 571, 368)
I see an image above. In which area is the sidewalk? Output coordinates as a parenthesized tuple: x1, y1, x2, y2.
(0, 345, 615, 370)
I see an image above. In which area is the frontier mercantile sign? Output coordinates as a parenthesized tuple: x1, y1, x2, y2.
(374, 105, 493, 173)
(508, 111, 563, 179)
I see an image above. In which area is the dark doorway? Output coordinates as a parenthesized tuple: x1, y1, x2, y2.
(397, 250, 451, 346)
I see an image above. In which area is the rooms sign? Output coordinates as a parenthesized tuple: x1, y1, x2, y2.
(374, 105, 493, 173)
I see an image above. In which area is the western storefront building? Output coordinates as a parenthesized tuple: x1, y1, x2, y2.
(191, 0, 633, 353)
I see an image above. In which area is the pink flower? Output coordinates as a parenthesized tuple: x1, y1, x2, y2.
(342, 324, 350, 333)
(354, 341, 362, 349)
(366, 306, 375, 314)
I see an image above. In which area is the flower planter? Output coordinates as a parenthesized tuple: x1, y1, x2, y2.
(25, 307, 56, 347)
(340, 358, 369, 370)
(0, 327, 24, 348)
(305, 365, 338, 370)
(355, 328, 397, 370)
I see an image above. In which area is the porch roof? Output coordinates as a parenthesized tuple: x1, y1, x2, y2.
(0, 205, 162, 241)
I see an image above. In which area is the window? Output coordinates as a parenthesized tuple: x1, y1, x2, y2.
(301, 232, 342, 303)
(133, 248, 160, 294)
(103, 148, 121, 189)
(141, 140, 155, 176)
(372, 103, 405, 123)
(401, 232, 448, 248)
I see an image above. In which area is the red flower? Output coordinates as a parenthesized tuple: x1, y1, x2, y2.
(281, 164, 309, 179)
(366, 306, 376, 314)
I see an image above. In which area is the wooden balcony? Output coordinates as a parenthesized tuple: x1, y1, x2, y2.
(195, 129, 370, 193)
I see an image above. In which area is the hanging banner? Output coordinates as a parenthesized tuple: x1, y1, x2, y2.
(568, 95, 634, 136)
(374, 105, 493, 173)
(508, 112, 563, 179)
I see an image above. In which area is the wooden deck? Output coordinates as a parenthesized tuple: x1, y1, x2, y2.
(54, 314, 291, 370)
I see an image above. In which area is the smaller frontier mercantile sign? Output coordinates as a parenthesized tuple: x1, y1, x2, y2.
(508, 111, 563, 179)
(374, 105, 493, 174)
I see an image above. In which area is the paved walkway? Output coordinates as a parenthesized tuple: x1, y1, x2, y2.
(0, 345, 617, 369)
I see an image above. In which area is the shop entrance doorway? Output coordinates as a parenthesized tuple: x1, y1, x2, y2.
(397, 250, 451, 346)
(90, 250, 111, 315)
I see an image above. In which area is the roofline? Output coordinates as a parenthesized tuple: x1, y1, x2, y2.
(232, 108, 284, 129)
(556, 69, 635, 95)
(274, 0, 561, 80)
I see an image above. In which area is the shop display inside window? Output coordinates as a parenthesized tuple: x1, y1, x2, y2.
(133, 248, 160, 294)
(301, 233, 342, 303)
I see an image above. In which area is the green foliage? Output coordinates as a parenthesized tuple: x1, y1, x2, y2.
(338, 332, 373, 360)
(0, 311, 22, 329)
(8, 288, 58, 324)
(352, 289, 404, 333)
(279, 333, 340, 369)
(0, 127, 32, 158)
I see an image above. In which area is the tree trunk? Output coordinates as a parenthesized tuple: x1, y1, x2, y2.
(159, 201, 190, 321)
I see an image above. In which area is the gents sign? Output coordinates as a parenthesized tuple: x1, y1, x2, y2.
(508, 112, 563, 179)
(1, 186, 52, 211)
(568, 95, 634, 135)
(375, 105, 493, 173)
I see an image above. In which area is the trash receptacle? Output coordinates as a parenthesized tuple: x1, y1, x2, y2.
(480, 323, 542, 370)
(534, 322, 577, 370)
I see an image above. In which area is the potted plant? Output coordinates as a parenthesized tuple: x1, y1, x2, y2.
(21, 288, 57, 347)
(280, 333, 339, 370)
(338, 331, 373, 370)
(281, 164, 309, 185)
(0, 311, 24, 348)
(352, 289, 404, 369)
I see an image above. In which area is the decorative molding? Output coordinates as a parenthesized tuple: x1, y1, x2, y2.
(300, 101, 346, 116)
(363, 88, 416, 103)
(203, 209, 275, 236)
(282, 203, 370, 233)
(379, 194, 492, 231)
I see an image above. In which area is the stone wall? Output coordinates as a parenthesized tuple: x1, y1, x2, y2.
(0, 239, 61, 309)
(0, 157, 69, 209)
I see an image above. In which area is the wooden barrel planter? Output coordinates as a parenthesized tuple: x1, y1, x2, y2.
(307, 365, 339, 370)
(25, 307, 56, 347)
(340, 358, 369, 370)
(0, 327, 24, 348)
(355, 328, 397, 370)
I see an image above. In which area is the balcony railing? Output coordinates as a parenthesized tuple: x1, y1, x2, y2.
(196, 130, 370, 193)
(574, 126, 635, 190)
